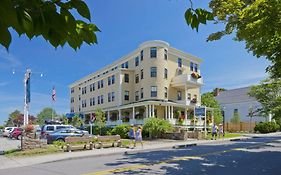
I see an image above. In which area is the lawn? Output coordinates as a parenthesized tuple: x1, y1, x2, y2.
(5, 145, 63, 157)
(206, 132, 242, 140)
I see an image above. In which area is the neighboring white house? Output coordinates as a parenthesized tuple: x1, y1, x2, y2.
(215, 87, 269, 123)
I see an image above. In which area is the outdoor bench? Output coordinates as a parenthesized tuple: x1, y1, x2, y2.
(94, 135, 121, 149)
(65, 136, 94, 152)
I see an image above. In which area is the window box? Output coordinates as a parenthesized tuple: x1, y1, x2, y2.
(191, 72, 201, 79)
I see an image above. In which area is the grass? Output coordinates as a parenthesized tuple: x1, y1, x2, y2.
(5, 145, 63, 157)
(206, 132, 242, 140)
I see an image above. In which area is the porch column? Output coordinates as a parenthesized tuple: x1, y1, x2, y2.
(118, 109, 121, 120)
(145, 105, 148, 118)
(107, 110, 110, 122)
(132, 106, 135, 119)
(184, 108, 187, 121)
(149, 105, 151, 118)
(171, 106, 174, 120)
(168, 106, 170, 120)
(152, 105, 155, 117)
(165, 106, 168, 120)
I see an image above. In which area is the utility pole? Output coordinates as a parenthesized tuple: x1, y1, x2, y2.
(23, 69, 31, 125)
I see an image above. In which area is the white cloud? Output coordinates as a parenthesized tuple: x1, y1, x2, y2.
(0, 49, 22, 69)
(0, 81, 11, 87)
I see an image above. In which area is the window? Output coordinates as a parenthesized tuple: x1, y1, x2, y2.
(98, 81, 100, 89)
(164, 49, 168, 60)
(125, 61, 129, 69)
(108, 76, 111, 86)
(92, 97, 95, 106)
(151, 86, 157, 97)
(178, 58, 182, 68)
(135, 57, 139, 67)
(71, 97, 74, 103)
(71, 88, 74, 93)
(194, 94, 197, 101)
(150, 47, 157, 58)
(124, 74, 129, 83)
(82, 87, 87, 94)
(187, 93, 191, 100)
(141, 69, 144, 79)
(46, 126, 54, 131)
(234, 109, 238, 113)
(111, 75, 115, 84)
(108, 93, 111, 102)
(135, 74, 139, 83)
(164, 87, 168, 98)
(101, 95, 104, 104)
(140, 50, 143, 61)
(71, 107, 74, 113)
(194, 63, 198, 72)
(135, 91, 139, 101)
(98, 96, 100, 104)
(124, 91, 129, 100)
(190, 62, 194, 71)
(112, 92, 115, 101)
(177, 91, 182, 100)
(164, 68, 168, 79)
(82, 99, 87, 108)
(100, 80, 104, 88)
(90, 98, 93, 106)
(141, 88, 144, 99)
(177, 69, 182, 75)
(79, 95, 81, 101)
(90, 83, 95, 91)
(150, 67, 157, 77)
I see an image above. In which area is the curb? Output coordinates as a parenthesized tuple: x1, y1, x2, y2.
(172, 143, 197, 149)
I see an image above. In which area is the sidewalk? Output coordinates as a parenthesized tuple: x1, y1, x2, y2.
(1, 132, 280, 170)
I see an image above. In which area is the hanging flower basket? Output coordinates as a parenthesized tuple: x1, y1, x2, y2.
(191, 72, 201, 79)
(191, 98, 197, 103)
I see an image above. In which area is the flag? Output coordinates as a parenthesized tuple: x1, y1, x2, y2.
(52, 86, 56, 101)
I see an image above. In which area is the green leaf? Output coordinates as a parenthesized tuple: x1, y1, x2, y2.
(185, 9, 193, 25)
(72, 0, 91, 21)
(0, 24, 11, 50)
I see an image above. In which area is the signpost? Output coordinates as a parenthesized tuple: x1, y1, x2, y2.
(194, 106, 207, 138)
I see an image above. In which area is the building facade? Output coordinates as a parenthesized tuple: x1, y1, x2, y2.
(69, 40, 204, 126)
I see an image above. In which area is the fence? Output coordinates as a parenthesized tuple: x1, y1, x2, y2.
(225, 122, 257, 132)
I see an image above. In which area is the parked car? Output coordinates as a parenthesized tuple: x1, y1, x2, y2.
(46, 128, 89, 144)
(10, 128, 23, 140)
(41, 125, 74, 139)
(2, 127, 17, 137)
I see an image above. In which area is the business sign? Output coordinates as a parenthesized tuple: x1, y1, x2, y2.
(194, 106, 206, 116)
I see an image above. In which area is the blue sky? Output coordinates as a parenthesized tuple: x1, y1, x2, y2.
(0, 0, 269, 125)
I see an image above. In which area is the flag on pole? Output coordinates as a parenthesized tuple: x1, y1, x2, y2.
(52, 86, 56, 102)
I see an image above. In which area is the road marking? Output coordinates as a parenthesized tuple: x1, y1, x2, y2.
(82, 140, 278, 175)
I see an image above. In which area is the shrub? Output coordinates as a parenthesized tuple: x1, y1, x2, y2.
(143, 118, 173, 139)
(86, 125, 113, 136)
(111, 124, 131, 139)
(254, 122, 280, 133)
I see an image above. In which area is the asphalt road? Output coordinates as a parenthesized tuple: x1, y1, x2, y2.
(1, 136, 281, 175)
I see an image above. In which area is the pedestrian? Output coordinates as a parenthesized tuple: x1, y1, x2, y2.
(212, 123, 218, 140)
(134, 126, 143, 148)
(218, 123, 224, 139)
(128, 124, 135, 148)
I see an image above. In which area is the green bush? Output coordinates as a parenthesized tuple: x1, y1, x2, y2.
(143, 118, 173, 139)
(111, 124, 131, 139)
(86, 125, 113, 136)
(254, 122, 280, 133)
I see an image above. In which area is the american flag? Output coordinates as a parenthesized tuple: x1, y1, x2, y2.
(52, 86, 56, 101)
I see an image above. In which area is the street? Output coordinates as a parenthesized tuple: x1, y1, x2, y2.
(1, 136, 281, 175)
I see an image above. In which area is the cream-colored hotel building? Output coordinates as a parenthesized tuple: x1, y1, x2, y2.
(69, 40, 204, 126)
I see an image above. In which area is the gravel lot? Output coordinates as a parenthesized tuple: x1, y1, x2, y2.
(0, 137, 21, 152)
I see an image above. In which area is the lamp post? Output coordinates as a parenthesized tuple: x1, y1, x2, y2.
(222, 106, 226, 132)
(23, 69, 31, 125)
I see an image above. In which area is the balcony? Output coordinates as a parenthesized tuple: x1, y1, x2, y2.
(176, 98, 198, 106)
(171, 73, 203, 89)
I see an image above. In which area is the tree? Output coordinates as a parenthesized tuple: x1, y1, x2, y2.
(185, 0, 281, 78)
(201, 92, 222, 124)
(5, 110, 36, 126)
(143, 118, 173, 139)
(249, 78, 281, 126)
(5, 110, 21, 126)
(70, 115, 83, 128)
(94, 108, 106, 135)
(231, 110, 240, 124)
(0, 0, 99, 50)
(37, 107, 57, 125)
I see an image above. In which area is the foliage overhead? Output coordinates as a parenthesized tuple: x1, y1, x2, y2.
(0, 0, 99, 50)
(185, 0, 281, 78)
(249, 78, 281, 125)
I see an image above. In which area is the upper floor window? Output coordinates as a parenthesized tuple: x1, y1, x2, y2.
(98, 96, 100, 104)
(82, 87, 87, 94)
(70, 107, 74, 113)
(164, 87, 168, 98)
(151, 86, 157, 97)
(124, 91, 129, 100)
(164, 49, 168, 60)
(111, 75, 115, 84)
(108, 93, 111, 102)
(71, 88, 74, 93)
(150, 47, 157, 58)
(194, 63, 198, 72)
(140, 50, 144, 61)
(71, 97, 74, 103)
(190, 62, 194, 71)
(111, 92, 115, 101)
(101, 95, 104, 104)
(164, 68, 168, 79)
(177, 69, 182, 75)
(121, 61, 129, 69)
(177, 91, 182, 100)
(135, 56, 139, 67)
(108, 76, 111, 86)
(90, 97, 95, 106)
(98, 81, 101, 89)
(90, 83, 95, 92)
(124, 74, 129, 83)
(100, 80, 104, 88)
(135, 91, 139, 101)
(141, 69, 144, 79)
(82, 99, 87, 108)
(150, 67, 157, 77)
(135, 74, 139, 83)
(141, 88, 144, 99)
(178, 58, 182, 68)
(187, 93, 191, 100)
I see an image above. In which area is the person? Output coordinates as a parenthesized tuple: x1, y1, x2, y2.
(134, 126, 143, 148)
(218, 123, 224, 139)
(212, 123, 218, 140)
(128, 124, 135, 148)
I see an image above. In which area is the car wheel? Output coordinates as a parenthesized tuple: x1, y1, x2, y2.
(56, 138, 65, 142)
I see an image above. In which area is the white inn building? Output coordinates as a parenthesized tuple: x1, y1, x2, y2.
(69, 40, 206, 126)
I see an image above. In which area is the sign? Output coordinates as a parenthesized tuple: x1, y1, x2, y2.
(194, 106, 206, 116)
